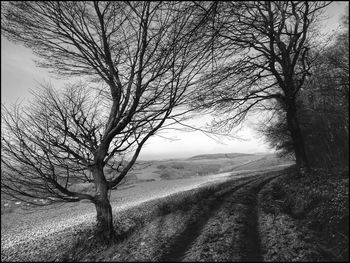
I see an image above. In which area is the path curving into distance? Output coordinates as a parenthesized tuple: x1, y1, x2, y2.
(1, 165, 291, 254)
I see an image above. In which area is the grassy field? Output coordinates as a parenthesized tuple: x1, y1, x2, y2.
(132, 152, 293, 181)
(12, 152, 348, 262)
(49, 173, 277, 262)
(1, 152, 292, 213)
(2, 158, 278, 261)
(67, 166, 348, 262)
(1, 152, 294, 260)
(0, 174, 261, 261)
(1, 164, 348, 262)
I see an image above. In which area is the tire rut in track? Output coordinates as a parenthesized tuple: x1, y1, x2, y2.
(160, 173, 281, 262)
(159, 176, 260, 262)
(238, 175, 278, 262)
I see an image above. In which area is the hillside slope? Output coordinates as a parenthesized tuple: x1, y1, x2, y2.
(2, 166, 347, 262)
(132, 152, 293, 181)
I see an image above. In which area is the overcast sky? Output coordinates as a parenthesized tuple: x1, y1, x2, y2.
(1, 2, 348, 160)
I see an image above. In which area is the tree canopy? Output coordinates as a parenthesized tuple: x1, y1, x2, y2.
(1, 1, 216, 239)
(192, 1, 331, 170)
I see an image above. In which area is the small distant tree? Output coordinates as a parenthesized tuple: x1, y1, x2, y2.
(192, 1, 331, 172)
(1, 1, 215, 240)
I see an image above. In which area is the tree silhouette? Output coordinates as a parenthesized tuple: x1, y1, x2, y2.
(193, 1, 330, 172)
(259, 11, 349, 169)
(1, 1, 215, 240)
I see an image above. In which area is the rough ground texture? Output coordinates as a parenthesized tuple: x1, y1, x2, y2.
(63, 170, 282, 262)
(65, 175, 263, 262)
(258, 168, 349, 262)
(1, 170, 245, 261)
(2, 165, 347, 262)
(1, 170, 262, 262)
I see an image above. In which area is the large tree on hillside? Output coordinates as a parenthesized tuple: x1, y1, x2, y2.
(1, 1, 215, 240)
(259, 11, 349, 168)
(193, 1, 330, 172)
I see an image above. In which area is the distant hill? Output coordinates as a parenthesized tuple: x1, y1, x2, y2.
(130, 152, 294, 181)
(188, 153, 254, 160)
(220, 154, 293, 173)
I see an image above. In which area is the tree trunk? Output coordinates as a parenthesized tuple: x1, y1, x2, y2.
(92, 165, 115, 241)
(94, 194, 114, 241)
(286, 102, 310, 173)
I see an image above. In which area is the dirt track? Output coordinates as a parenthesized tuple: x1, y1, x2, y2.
(1, 166, 288, 261)
(159, 172, 280, 262)
(0, 170, 252, 249)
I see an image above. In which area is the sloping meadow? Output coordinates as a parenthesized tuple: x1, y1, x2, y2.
(1, 175, 257, 261)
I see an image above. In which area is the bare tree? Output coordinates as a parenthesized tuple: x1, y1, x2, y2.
(1, 1, 215, 240)
(192, 1, 331, 172)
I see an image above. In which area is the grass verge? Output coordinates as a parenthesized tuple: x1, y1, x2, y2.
(258, 166, 349, 262)
(59, 175, 260, 262)
(181, 170, 281, 262)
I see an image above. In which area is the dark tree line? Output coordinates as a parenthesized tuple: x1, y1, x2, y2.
(191, 1, 333, 172)
(262, 12, 349, 168)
